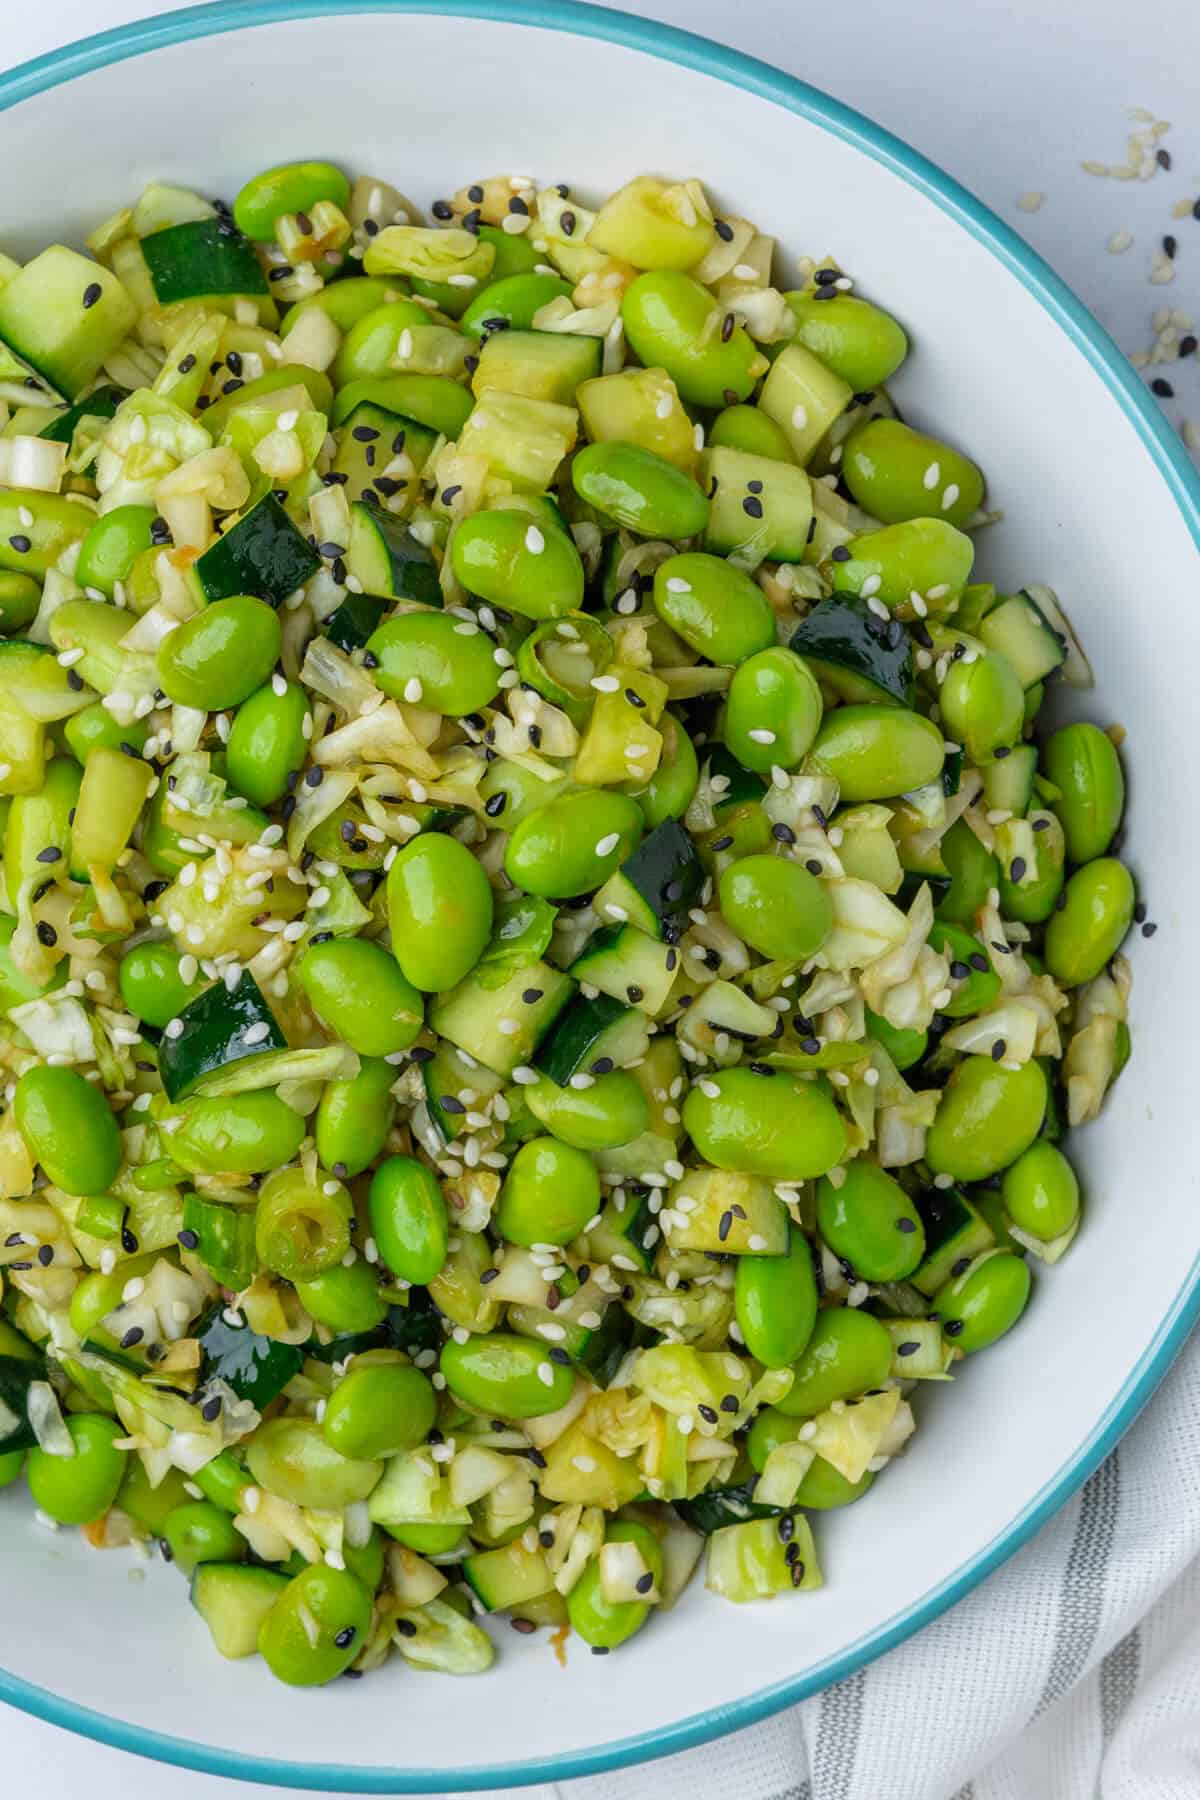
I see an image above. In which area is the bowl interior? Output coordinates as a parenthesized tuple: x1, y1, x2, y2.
(1, 6, 1198, 1790)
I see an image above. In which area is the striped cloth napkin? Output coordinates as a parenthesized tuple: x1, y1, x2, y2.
(569, 1330, 1200, 1800)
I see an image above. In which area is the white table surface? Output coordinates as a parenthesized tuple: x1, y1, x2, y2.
(1, 0, 1197, 1795)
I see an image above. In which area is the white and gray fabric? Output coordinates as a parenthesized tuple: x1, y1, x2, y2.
(568, 1331, 1200, 1800)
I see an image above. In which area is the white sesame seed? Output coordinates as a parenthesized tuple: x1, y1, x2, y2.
(163, 1018, 184, 1039)
(866, 596, 890, 620)
(791, 403, 808, 431)
(654, 394, 673, 419)
(497, 1017, 521, 1037)
(403, 677, 423, 704)
(590, 675, 620, 693)
(271, 672, 288, 697)
(922, 461, 940, 490)
(512, 1065, 538, 1085)
(568, 1072, 596, 1089)
(941, 484, 961, 511)
(525, 525, 545, 554)
(665, 577, 692, 594)
(594, 832, 620, 856)
(747, 728, 776, 745)
(1017, 191, 1044, 213)
(242, 1021, 272, 1045)
(860, 574, 882, 598)
(537, 1362, 556, 1387)
(697, 1079, 720, 1099)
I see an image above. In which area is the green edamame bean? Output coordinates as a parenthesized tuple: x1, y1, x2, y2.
(14, 1064, 121, 1195)
(933, 1249, 1031, 1353)
(842, 419, 985, 529)
(172, 1092, 306, 1178)
(809, 703, 944, 801)
(735, 1227, 819, 1368)
(386, 1523, 465, 1555)
(76, 504, 157, 598)
(774, 1307, 894, 1417)
(439, 1331, 575, 1418)
(682, 1068, 846, 1181)
(0, 1448, 26, 1487)
(332, 299, 435, 386)
(795, 1457, 876, 1510)
(64, 702, 147, 763)
(504, 789, 643, 898)
(27, 1413, 125, 1524)
(368, 1155, 449, 1285)
(192, 1451, 249, 1516)
(927, 921, 1000, 1018)
(938, 648, 1024, 763)
(926, 1056, 1047, 1183)
(651, 552, 775, 665)
(936, 817, 1000, 926)
(366, 610, 502, 714)
(624, 712, 699, 828)
(386, 833, 494, 992)
(225, 679, 310, 808)
(258, 1564, 373, 1687)
(525, 1070, 649, 1151)
(280, 276, 399, 339)
(68, 1250, 159, 1345)
(246, 1417, 382, 1511)
(566, 1520, 663, 1650)
(323, 1362, 437, 1461)
(1044, 857, 1135, 988)
(830, 519, 974, 615)
(0, 571, 40, 634)
(295, 1260, 387, 1335)
(234, 160, 351, 241)
(747, 1405, 805, 1472)
(460, 272, 573, 336)
(343, 1525, 386, 1592)
(255, 1165, 353, 1279)
(784, 290, 909, 391)
(572, 442, 710, 539)
(496, 1136, 601, 1246)
(622, 271, 763, 408)
(1042, 723, 1125, 864)
(1002, 1140, 1080, 1242)
(450, 510, 584, 622)
(816, 1160, 925, 1282)
(718, 854, 832, 961)
(864, 1008, 927, 1071)
(998, 811, 1065, 924)
(157, 596, 282, 712)
(117, 1460, 191, 1535)
(708, 405, 794, 462)
(162, 1501, 246, 1574)
(724, 647, 823, 773)
(315, 1056, 396, 1179)
(119, 942, 207, 1028)
(298, 936, 423, 1057)
(0, 490, 93, 578)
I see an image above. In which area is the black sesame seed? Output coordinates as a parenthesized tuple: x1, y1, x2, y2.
(697, 1403, 718, 1424)
(1142, 921, 1158, 938)
(439, 1095, 465, 1115)
(944, 1318, 965, 1338)
(467, 184, 484, 202)
(508, 196, 529, 216)
(715, 219, 734, 242)
(560, 208, 577, 236)
(523, 1446, 547, 1468)
(1156, 147, 1172, 170)
(268, 265, 293, 283)
(949, 959, 970, 980)
(539, 1528, 555, 1547)
(462, 209, 481, 235)
(8, 535, 31, 554)
(548, 1347, 571, 1366)
(432, 200, 453, 220)
(626, 984, 643, 1003)
(483, 792, 507, 818)
(831, 544, 851, 562)
(710, 834, 734, 851)
(721, 312, 735, 343)
(969, 952, 989, 973)
(800, 1036, 821, 1055)
(332, 1163, 348, 1179)
(201, 1396, 222, 1422)
(66, 669, 84, 691)
(747, 1062, 775, 1077)
(527, 723, 542, 749)
(120, 1326, 145, 1349)
(718, 1210, 733, 1243)
(1163, 236, 1177, 261)
(625, 687, 646, 710)
(991, 1038, 1007, 1061)
(177, 1229, 200, 1250)
(304, 766, 324, 788)
(395, 1617, 418, 1638)
(1179, 335, 1198, 359)
(790, 1562, 807, 1587)
(896, 1216, 917, 1235)
(82, 281, 102, 309)
(742, 495, 764, 518)
(37, 1244, 54, 1266)
(814, 285, 838, 300)
(36, 921, 57, 947)
(1151, 378, 1174, 399)
(772, 822, 796, 844)
(592, 1645, 610, 1655)
(1009, 857, 1026, 883)
(720, 1393, 740, 1413)
(805, 858, 822, 876)
(510, 1616, 537, 1634)
(784, 1540, 802, 1565)
(35, 846, 62, 863)
(177, 353, 197, 374)
(746, 479, 764, 494)
(441, 484, 462, 504)
(522, 988, 543, 1004)
(479, 1266, 501, 1284)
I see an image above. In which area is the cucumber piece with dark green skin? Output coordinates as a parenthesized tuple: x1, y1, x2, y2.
(978, 592, 1065, 687)
(193, 493, 320, 607)
(569, 923, 678, 1015)
(534, 993, 650, 1085)
(677, 1480, 779, 1534)
(332, 403, 438, 504)
(182, 1193, 258, 1290)
(158, 969, 286, 1102)
(194, 1304, 303, 1410)
(592, 817, 703, 942)
(942, 746, 964, 797)
(430, 959, 574, 1078)
(477, 894, 558, 981)
(911, 1184, 996, 1296)
(141, 219, 268, 306)
(789, 594, 914, 707)
(583, 1185, 656, 1274)
(577, 1303, 653, 1389)
(346, 502, 441, 604)
(0, 1353, 42, 1454)
(706, 744, 767, 812)
(190, 1563, 289, 1657)
(38, 383, 125, 445)
(324, 591, 390, 652)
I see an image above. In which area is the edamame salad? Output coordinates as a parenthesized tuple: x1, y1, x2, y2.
(0, 161, 1135, 1683)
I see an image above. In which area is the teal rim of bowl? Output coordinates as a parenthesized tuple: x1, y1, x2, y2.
(1, 1, 1198, 1789)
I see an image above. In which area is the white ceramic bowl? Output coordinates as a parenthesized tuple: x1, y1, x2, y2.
(2, 2, 1199, 1789)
